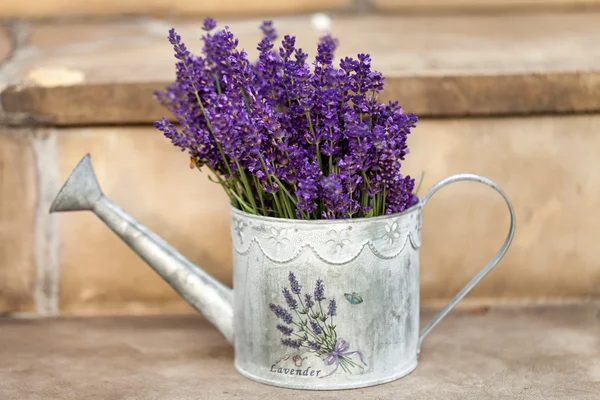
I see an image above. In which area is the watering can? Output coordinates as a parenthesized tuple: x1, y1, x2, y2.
(50, 154, 515, 390)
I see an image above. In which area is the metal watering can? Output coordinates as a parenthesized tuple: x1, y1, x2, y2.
(50, 154, 515, 390)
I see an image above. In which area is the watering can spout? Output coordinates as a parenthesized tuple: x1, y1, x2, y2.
(50, 153, 102, 213)
(50, 154, 234, 343)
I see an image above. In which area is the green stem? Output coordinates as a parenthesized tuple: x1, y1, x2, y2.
(293, 332, 307, 340)
(304, 111, 322, 169)
(253, 175, 267, 215)
(272, 176, 299, 219)
(214, 74, 222, 94)
(338, 358, 352, 374)
(314, 319, 336, 348)
(257, 154, 286, 217)
(229, 190, 255, 213)
(415, 171, 426, 197)
(294, 317, 321, 344)
(234, 160, 258, 214)
(283, 193, 295, 219)
(205, 165, 233, 201)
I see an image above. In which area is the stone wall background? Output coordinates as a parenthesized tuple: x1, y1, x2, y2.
(1, 5, 599, 316)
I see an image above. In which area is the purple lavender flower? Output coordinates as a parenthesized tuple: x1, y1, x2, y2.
(277, 324, 294, 336)
(202, 17, 217, 31)
(155, 18, 419, 221)
(304, 294, 314, 309)
(314, 279, 325, 302)
(167, 28, 189, 60)
(282, 288, 298, 310)
(269, 303, 293, 324)
(288, 272, 301, 294)
(308, 341, 321, 351)
(296, 159, 321, 215)
(281, 338, 302, 349)
(260, 20, 277, 42)
(310, 320, 323, 335)
(328, 299, 337, 317)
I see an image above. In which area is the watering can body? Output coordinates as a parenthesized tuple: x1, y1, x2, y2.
(50, 154, 515, 390)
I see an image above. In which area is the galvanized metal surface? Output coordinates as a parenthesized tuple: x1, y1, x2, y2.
(230, 205, 421, 389)
(49, 154, 516, 391)
(49, 154, 235, 344)
(418, 174, 516, 347)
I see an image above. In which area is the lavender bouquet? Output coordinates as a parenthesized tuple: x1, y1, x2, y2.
(154, 18, 419, 220)
(270, 272, 366, 377)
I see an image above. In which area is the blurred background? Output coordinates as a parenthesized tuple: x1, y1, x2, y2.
(1, 0, 599, 317)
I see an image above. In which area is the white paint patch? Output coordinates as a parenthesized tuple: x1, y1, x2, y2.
(30, 129, 61, 315)
(26, 66, 85, 87)
(311, 13, 332, 32)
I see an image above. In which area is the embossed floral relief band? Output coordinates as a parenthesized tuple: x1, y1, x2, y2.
(230, 207, 422, 265)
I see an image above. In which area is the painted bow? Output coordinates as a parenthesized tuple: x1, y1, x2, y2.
(320, 338, 367, 378)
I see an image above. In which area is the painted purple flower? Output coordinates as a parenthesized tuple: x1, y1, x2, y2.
(328, 299, 337, 317)
(308, 341, 321, 351)
(282, 288, 298, 310)
(269, 303, 293, 324)
(269, 271, 366, 377)
(277, 324, 294, 336)
(288, 272, 301, 294)
(310, 320, 323, 335)
(314, 279, 325, 302)
(281, 338, 302, 349)
(304, 294, 314, 309)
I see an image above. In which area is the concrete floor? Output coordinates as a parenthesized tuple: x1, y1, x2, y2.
(0, 304, 599, 399)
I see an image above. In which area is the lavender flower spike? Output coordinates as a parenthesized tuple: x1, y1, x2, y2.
(260, 20, 277, 42)
(328, 299, 337, 317)
(310, 320, 323, 335)
(314, 279, 325, 302)
(304, 294, 314, 309)
(202, 17, 217, 31)
(288, 271, 302, 294)
(269, 303, 293, 324)
(308, 341, 321, 351)
(167, 28, 189, 60)
(282, 288, 298, 310)
(281, 338, 302, 349)
(277, 324, 294, 336)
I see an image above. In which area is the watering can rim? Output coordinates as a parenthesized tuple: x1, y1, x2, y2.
(229, 201, 422, 226)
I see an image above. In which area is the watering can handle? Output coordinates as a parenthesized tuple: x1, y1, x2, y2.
(417, 173, 516, 352)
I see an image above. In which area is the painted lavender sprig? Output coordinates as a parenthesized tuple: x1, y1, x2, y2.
(269, 272, 366, 376)
(155, 17, 419, 220)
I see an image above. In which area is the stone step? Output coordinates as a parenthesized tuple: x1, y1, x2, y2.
(1, 0, 600, 19)
(1, 12, 600, 125)
(0, 303, 598, 398)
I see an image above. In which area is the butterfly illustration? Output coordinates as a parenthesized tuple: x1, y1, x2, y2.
(344, 292, 363, 305)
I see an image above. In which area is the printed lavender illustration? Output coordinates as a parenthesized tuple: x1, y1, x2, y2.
(269, 272, 367, 377)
